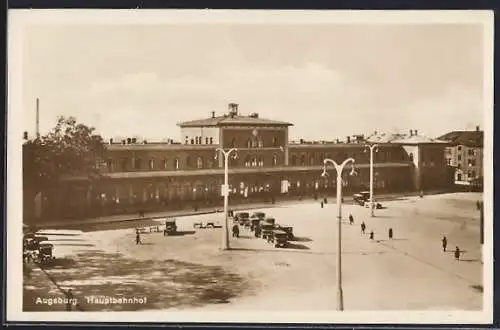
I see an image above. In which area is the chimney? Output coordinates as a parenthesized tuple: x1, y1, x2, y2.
(131, 137, 137, 144)
(211, 111, 215, 118)
(127, 137, 131, 144)
(109, 138, 113, 144)
(409, 129, 413, 136)
(476, 125, 480, 131)
(347, 136, 351, 143)
(228, 103, 239, 116)
(300, 138, 304, 144)
(414, 129, 418, 136)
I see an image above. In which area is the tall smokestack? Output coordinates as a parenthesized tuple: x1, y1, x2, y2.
(36, 98, 40, 138)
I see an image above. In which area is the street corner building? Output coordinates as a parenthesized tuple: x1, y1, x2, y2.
(23, 103, 456, 222)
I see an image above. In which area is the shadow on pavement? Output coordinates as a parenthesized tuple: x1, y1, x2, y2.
(460, 258, 481, 263)
(164, 230, 196, 236)
(290, 236, 312, 242)
(53, 243, 96, 247)
(285, 243, 310, 250)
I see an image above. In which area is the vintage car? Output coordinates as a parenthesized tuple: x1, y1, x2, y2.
(353, 191, 370, 206)
(264, 218, 276, 226)
(164, 219, 178, 235)
(276, 225, 294, 240)
(250, 212, 266, 220)
(38, 243, 55, 264)
(272, 230, 289, 248)
(261, 223, 276, 241)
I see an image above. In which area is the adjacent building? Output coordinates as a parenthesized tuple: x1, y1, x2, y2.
(25, 103, 454, 221)
(438, 126, 484, 187)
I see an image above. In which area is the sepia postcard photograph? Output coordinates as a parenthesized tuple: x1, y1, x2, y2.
(6, 9, 494, 324)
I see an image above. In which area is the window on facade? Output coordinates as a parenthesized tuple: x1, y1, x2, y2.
(148, 159, 155, 170)
(469, 159, 476, 166)
(251, 157, 257, 167)
(247, 138, 251, 148)
(457, 164, 461, 169)
(174, 158, 180, 170)
(457, 173, 462, 181)
(258, 157, 264, 167)
(106, 159, 113, 172)
(446, 159, 451, 165)
(472, 171, 476, 178)
(272, 155, 277, 166)
(134, 158, 142, 170)
(252, 139, 258, 148)
(458, 146, 462, 151)
(163, 159, 168, 169)
(197, 156, 204, 169)
(121, 158, 128, 171)
(309, 156, 314, 165)
(300, 155, 306, 165)
(291, 155, 297, 166)
(458, 155, 462, 161)
(244, 156, 251, 167)
(186, 156, 192, 168)
(210, 137, 213, 144)
(468, 149, 475, 156)
(272, 137, 278, 147)
(185, 136, 189, 144)
(205, 137, 209, 144)
(198, 136, 202, 144)
(258, 139, 263, 148)
(190, 138, 194, 145)
(409, 153, 414, 161)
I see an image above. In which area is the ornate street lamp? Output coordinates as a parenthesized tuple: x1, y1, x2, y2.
(215, 148, 238, 250)
(364, 143, 379, 217)
(321, 157, 356, 311)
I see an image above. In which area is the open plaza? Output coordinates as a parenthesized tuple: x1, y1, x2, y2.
(23, 191, 483, 312)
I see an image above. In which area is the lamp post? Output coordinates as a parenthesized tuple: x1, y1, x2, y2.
(321, 157, 356, 311)
(364, 143, 379, 217)
(216, 147, 238, 250)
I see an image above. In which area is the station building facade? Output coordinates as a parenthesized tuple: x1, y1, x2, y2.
(30, 103, 454, 221)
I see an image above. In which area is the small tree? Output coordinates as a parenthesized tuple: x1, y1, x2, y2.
(23, 116, 107, 221)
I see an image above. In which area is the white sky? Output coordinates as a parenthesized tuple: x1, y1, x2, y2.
(21, 21, 485, 141)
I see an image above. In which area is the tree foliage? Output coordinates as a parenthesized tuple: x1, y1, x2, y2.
(23, 116, 107, 194)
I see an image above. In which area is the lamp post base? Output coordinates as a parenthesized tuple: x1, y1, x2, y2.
(337, 288, 344, 311)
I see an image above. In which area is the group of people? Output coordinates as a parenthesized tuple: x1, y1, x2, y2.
(345, 213, 393, 241)
(442, 236, 462, 261)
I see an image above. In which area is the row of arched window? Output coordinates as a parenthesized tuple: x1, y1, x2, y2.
(228, 137, 280, 148)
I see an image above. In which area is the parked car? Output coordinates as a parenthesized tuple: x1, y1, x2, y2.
(272, 230, 289, 248)
(38, 243, 55, 264)
(276, 225, 294, 240)
(164, 219, 177, 235)
(250, 212, 266, 220)
(353, 191, 370, 206)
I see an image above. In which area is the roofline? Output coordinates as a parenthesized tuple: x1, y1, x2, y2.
(177, 122, 293, 128)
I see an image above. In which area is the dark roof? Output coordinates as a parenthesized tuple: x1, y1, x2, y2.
(438, 130, 483, 148)
(177, 115, 293, 128)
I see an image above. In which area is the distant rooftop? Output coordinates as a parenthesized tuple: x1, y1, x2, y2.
(366, 129, 448, 145)
(438, 127, 483, 148)
(177, 103, 293, 128)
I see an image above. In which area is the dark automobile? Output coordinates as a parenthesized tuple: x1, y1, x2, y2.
(353, 191, 370, 206)
(164, 219, 178, 235)
(251, 212, 266, 220)
(38, 243, 55, 263)
(264, 217, 276, 226)
(272, 230, 289, 248)
(276, 225, 294, 240)
(261, 223, 275, 240)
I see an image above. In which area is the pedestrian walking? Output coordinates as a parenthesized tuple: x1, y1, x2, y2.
(321, 201, 324, 208)
(349, 213, 354, 225)
(136, 232, 141, 245)
(388, 228, 393, 240)
(476, 200, 481, 211)
(232, 224, 240, 238)
(442, 236, 448, 252)
(369, 230, 374, 240)
(454, 246, 461, 260)
(361, 222, 366, 234)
